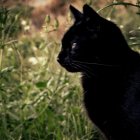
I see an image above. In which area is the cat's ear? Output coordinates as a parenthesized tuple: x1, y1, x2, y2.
(70, 5, 83, 21)
(83, 4, 100, 19)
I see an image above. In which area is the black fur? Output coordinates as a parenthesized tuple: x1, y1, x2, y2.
(57, 4, 140, 140)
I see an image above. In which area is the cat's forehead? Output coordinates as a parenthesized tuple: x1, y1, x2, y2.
(74, 15, 102, 27)
(73, 19, 88, 29)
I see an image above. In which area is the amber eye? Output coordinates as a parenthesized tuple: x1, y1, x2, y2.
(72, 43, 77, 49)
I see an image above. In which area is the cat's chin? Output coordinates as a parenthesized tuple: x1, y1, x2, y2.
(58, 61, 80, 72)
(64, 67, 80, 73)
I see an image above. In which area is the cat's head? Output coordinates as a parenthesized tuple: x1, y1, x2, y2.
(57, 4, 128, 72)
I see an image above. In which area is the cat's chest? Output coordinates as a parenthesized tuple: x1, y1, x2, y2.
(82, 75, 122, 118)
(81, 76, 123, 136)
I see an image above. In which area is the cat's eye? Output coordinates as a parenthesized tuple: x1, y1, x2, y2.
(72, 43, 77, 49)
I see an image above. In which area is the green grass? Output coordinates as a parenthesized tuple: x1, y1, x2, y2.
(0, 1, 140, 140)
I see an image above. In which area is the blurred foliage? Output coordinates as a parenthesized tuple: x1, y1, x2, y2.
(0, 4, 32, 39)
(0, 0, 140, 140)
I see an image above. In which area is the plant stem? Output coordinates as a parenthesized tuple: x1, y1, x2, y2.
(16, 49, 23, 82)
(0, 49, 3, 70)
(98, 2, 140, 13)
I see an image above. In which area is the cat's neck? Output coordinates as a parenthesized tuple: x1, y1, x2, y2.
(81, 48, 140, 95)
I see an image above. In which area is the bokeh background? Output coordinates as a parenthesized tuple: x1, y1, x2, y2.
(0, 0, 140, 140)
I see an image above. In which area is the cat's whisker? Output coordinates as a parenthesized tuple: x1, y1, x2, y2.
(72, 62, 94, 73)
(73, 60, 120, 67)
(72, 62, 96, 77)
(72, 64, 91, 78)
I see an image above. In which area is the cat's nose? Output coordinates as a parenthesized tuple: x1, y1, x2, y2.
(57, 53, 65, 64)
(57, 56, 64, 64)
(57, 53, 64, 64)
(57, 57, 60, 63)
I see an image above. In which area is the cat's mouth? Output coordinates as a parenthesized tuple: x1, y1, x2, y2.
(59, 62, 80, 72)
(64, 65, 80, 72)
(57, 57, 80, 72)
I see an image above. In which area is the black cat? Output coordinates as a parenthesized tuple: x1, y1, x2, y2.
(57, 4, 140, 140)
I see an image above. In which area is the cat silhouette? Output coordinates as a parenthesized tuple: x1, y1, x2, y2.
(57, 4, 140, 140)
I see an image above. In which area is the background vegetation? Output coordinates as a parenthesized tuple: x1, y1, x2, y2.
(0, 0, 140, 140)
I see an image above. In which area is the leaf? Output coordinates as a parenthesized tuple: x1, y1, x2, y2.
(45, 15, 51, 24)
(0, 66, 14, 74)
(54, 18, 59, 29)
(35, 81, 47, 89)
